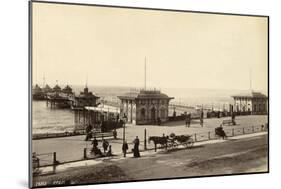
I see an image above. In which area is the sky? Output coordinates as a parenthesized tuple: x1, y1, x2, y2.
(32, 2, 268, 92)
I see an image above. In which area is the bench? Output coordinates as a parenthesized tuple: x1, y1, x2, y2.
(91, 132, 114, 139)
(222, 119, 235, 126)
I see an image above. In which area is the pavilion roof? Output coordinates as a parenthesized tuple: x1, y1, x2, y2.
(232, 91, 267, 98)
(118, 89, 174, 100)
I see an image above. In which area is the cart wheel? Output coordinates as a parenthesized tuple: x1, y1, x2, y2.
(186, 138, 194, 148)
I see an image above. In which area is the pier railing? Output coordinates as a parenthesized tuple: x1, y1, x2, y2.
(190, 124, 267, 143)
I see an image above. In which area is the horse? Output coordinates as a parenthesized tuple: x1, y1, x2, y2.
(215, 127, 227, 139)
(148, 136, 169, 152)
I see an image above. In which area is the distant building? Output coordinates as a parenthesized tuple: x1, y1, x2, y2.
(33, 84, 42, 94)
(118, 89, 174, 125)
(62, 85, 73, 95)
(73, 86, 99, 108)
(42, 84, 52, 93)
(231, 91, 268, 115)
(52, 84, 61, 93)
(32, 84, 45, 100)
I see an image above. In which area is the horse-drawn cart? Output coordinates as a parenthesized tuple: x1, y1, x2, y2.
(148, 133, 194, 152)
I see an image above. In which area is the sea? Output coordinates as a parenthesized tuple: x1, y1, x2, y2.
(32, 85, 260, 134)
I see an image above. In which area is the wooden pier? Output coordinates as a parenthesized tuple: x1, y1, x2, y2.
(46, 94, 73, 109)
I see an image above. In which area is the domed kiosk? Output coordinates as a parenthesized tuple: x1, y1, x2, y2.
(118, 89, 174, 125)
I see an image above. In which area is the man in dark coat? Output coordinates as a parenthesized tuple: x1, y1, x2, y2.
(122, 141, 129, 157)
(133, 136, 140, 157)
(106, 145, 112, 156)
(231, 113, 236, 125)
(184, 112, 188, 127)
(200, 111, 204, 127)
(185, 113, 191, 127)
(92, 137, 98, 148)
(102, 139, 109, 153)
(188, 114, 191, 127)
(85, 124, 93, 141)
(113, 129, 117, 139)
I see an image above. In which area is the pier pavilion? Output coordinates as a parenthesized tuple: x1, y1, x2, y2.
(46, 93, 71, 108)
(73, 86, 100, 108)
(232, 91, 268, 115)
(118, 89, 174, 125)
(46, 85, 72, 109)
(32, 84, 45, 100)
(42, 84, 52, 93)
(62, 85, 73, 95)
(52, 84, 61, 93)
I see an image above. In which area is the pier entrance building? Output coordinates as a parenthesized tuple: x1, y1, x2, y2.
(232, 91, 268, 115)
(118, 89, 174, 125)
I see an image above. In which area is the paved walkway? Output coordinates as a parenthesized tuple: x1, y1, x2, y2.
(36, 131, 267, 175)
(33, 115, 267, 165)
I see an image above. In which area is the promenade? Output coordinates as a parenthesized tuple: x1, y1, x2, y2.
(33, 132, 268, 187)
(32, 115, 268, 166)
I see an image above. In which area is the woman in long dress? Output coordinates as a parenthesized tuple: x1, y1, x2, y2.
(133, 136, 140, 157)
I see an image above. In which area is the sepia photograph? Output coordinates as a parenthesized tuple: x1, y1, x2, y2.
(29, 1, 268, 188)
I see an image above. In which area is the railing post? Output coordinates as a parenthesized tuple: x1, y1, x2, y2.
(252, 126, 255, 133)
(194, 133, 197, 142)
(84, 148, 87, 159)
(144, 128, 147, 150)
(232, 128, 234, 136)
(242, 127, 245, 134)
(53, 152, 57, 164)
(208, 132, 211, 140)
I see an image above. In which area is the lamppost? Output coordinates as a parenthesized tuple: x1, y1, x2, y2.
(122, 113, 127, 142)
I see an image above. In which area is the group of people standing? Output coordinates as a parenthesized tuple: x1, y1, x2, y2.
(184, 111, 204, 127)
(91, 137, 112, 156)
(122, 136, 140, 158)
(91, 136, 141, 158)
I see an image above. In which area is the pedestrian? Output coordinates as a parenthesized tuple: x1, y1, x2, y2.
(133, 136, 140, 158)
(200, 111, 204, 127)
(85, 124, 93, 141)
(122, 141, 129, 157)
(86, 124, 93, 134)
(116, 113, 119, 122)
(185, 113, 191, 127)
(231, 113, 236, 125)
(173, 110, 177, 121)
(184, 112, 188, 127)
(187, 114, 191, 127)
(92, 137, 98, 148)
(102, 139, 109, 153)
(113, 129, 117, 139)
(106, 145, 112, 156)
